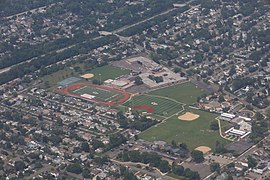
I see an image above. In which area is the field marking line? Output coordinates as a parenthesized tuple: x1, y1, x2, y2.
(156, 104, 184, 116)
(117, 104, 128, 109)
(144, 94, 186, 105)
(73, 86, 87, 93)
(140, 103, 186, 134)
(96, 87, 111, 92)
(105, 94, 119, 101)
(144, 94, 186, 117)
(126, 94, 185, 117)
(150, 114, 167, 119)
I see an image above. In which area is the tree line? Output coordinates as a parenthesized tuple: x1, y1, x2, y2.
(118, 150, 200, 179)
(0, 35, 119, 85)
(118, 5, 190, 37)
(0, 31, 99, 69)
(102, 0, 188, 32)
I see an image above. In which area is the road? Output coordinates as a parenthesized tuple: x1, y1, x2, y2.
(111, 7, 177, 34)
(3, 3, 57, 19)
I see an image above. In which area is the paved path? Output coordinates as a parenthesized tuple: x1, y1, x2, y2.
(216, 117, 234, 142)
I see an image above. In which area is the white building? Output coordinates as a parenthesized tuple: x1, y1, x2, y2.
(220, 113, 236, 121)
(253, 162, 269, 175)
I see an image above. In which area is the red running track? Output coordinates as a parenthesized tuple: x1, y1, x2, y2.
(134, 106, 154, 113)
(57, 82, 130, 106)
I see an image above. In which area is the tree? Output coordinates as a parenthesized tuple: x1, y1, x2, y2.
(172, 163, 184, 176)
(134, 76, 143, 85)
(247, 156, 257, 168)
(56, 117, 63, 126)
(158, 160, 171, 173)
(173, 67, 181, 73)
(171, 140, 177, 147)
(134, 135, 138, 141)
(82, 169, 92, 178)
(66, 163, 82, 174)
(229, 65, 236, 76)
(191, 150, 204, 163)
(92, 79, 102, 85)
(0, 159, 4, 170)
(14, 160, 26, 171)
(218, 95, 225, 103)
(210, 121, 219, 130)
(227, 162, 235, 168)
(37, 114, 43, 121)
(129, 150, 141, 162)
(184, 168, 200, 179)
(108, 133, 127, 150)
(210, 162, 220, 173)
(120, 166, 138, 180)
(255, 112, 264, 121)
(81, 142, 90, 152)
(94, 156, 109, 165)
(153, 76, 163, 83)
(215, 141, 227, 154)
(178, 143, 189, 157)
(35, 161, 43, 169)
(92, 139, 104, 150)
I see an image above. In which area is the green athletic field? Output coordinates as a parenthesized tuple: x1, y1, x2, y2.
(71, 85, 122, 102)
(139, 109, 229, 150)
(89, 65, 131, 81)
(148, 82, 206, 105)
(43, 64, 130, 88)
(124, 94, 184, 117)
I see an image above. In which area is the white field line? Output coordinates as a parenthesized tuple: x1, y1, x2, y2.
(105, 94, 119, 101)
(73, 86, 87, 93)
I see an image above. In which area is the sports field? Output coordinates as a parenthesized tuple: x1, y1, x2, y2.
(128, 82, 228, 150)
(123, 82, 205, 117)
(139, 109, 229, 150)
(149, 82, 206, 105)
(124, 94, 184, 117)
(58, 82, 130, 106)
(42, 64, 130, 88)
(72, 85, 122, 102)
(42, 66, 83, 88)
(89, 65, 131, 81)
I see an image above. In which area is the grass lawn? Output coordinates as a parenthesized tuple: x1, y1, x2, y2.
(139, 109, 229, 150)
(167, 173, 186, 180)
(89, 65, 131, 81)
(42, 64, 130, 88)
(42, 68, 79, 88)
(148, 82, 206, 105)
(220, 119, 232, 132)
(42, 63, 87, 88)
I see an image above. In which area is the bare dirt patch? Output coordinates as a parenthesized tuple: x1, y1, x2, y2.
(81, 73, 94, 79)
(178, 112, 200, 121)
(195, 146, 211, 154)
